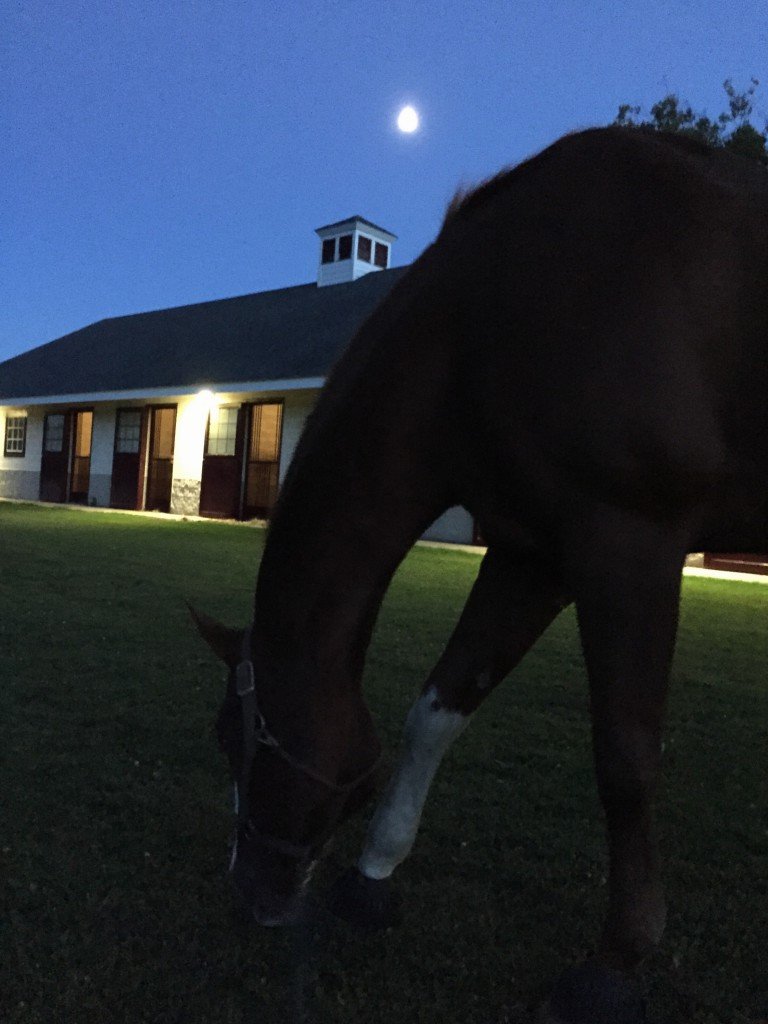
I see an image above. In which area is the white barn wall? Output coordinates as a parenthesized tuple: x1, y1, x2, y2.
(422, 506, 475, 544)
(88, 406, 117, 507)
(170, 393, 209, 514)
(279, 390, 316, 482)
(173, 394, 209, 483)
(0, 406, 44, 500)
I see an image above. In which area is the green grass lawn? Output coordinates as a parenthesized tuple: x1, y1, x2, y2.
(1, 502, 766, 1024)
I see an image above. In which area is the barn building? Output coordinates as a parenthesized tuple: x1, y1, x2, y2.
(0, 217, 474, 544)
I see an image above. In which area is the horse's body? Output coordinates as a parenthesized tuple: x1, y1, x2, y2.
(200, 127, 767, 1021)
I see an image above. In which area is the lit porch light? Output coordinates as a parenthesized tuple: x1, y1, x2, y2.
(196, 388, 218, 410)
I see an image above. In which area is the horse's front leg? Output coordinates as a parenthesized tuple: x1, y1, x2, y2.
(545, 509, 687, 1024)
(329, 545, 566, 926)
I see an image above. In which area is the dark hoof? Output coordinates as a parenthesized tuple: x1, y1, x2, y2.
(542, 963, 647, 1024)
(326, 867, 402, 930)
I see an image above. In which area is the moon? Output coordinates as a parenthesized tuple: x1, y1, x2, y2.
(396, 105, 420, 133)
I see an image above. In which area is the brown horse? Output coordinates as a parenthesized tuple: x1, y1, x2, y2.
(195, 126, 767, 1022)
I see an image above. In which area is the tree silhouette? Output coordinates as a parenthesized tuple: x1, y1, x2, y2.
(614, 79, 767, 164)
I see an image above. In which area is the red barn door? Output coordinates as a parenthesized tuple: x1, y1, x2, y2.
(39, 413, 72, 503)
(199, 405, 247, 518)
(110, 409, 146, 510)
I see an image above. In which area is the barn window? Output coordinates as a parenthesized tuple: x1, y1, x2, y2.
(374, 242, 389, 268)
(321, 238, 336, 264)
(115, 410, 141, 454)
(4, 415, 27, 457)
(43, 414, 65, 453)
(338, 234, 353, 261)
(357, 235, 372, 262)
(206, 406, 239, 457)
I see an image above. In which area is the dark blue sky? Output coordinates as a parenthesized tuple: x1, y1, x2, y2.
(3, 1, 766, 364)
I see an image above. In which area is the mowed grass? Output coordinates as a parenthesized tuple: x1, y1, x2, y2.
(0, 502, 766, 1024)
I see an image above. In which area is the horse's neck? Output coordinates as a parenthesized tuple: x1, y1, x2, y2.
(253, 297, 453, 695)
(254, 427, 443, 684)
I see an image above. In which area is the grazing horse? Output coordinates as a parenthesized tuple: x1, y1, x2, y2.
(195, 126, 767, 1022)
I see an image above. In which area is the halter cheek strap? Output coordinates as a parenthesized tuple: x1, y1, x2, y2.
(232, 626, 381, 861)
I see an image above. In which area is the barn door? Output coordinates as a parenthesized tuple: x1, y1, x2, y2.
(243, 401, 283, 519)
(199, 405, 246, 519)
(39, 412, 72, 503)
(144, 406, 176, 512)
(110, 409, 145, 510)
(68, 410, 93, 504)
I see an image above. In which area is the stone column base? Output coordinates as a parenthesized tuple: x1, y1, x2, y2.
(170, 478, 201, 516)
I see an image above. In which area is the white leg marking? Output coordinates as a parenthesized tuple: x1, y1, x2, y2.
(229, 783, 240, 872)
(358, 686, 470, 880)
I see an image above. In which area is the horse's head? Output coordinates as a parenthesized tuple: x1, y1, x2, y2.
(191, 607, 381, 926)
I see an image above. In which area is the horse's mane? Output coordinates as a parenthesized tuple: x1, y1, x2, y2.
(440, 126, 720, 233)
(439, 130, 579, 232)
(439, 130, 591, 231)
(441, 170, 515, 231)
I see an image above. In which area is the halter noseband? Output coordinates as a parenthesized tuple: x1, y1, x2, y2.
(231, 627, 380, 864)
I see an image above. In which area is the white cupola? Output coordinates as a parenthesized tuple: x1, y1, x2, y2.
(315, 216, 397, 287)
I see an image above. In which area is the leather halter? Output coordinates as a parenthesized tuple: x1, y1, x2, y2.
(231, 627, 380, 863)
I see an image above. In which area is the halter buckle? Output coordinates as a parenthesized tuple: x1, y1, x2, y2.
(235, 659, 255, 697)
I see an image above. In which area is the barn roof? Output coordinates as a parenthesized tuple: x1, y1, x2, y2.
(0, 267, 406, 402)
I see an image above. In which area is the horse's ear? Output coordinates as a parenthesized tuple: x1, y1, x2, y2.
(187, 603, 243, 670)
